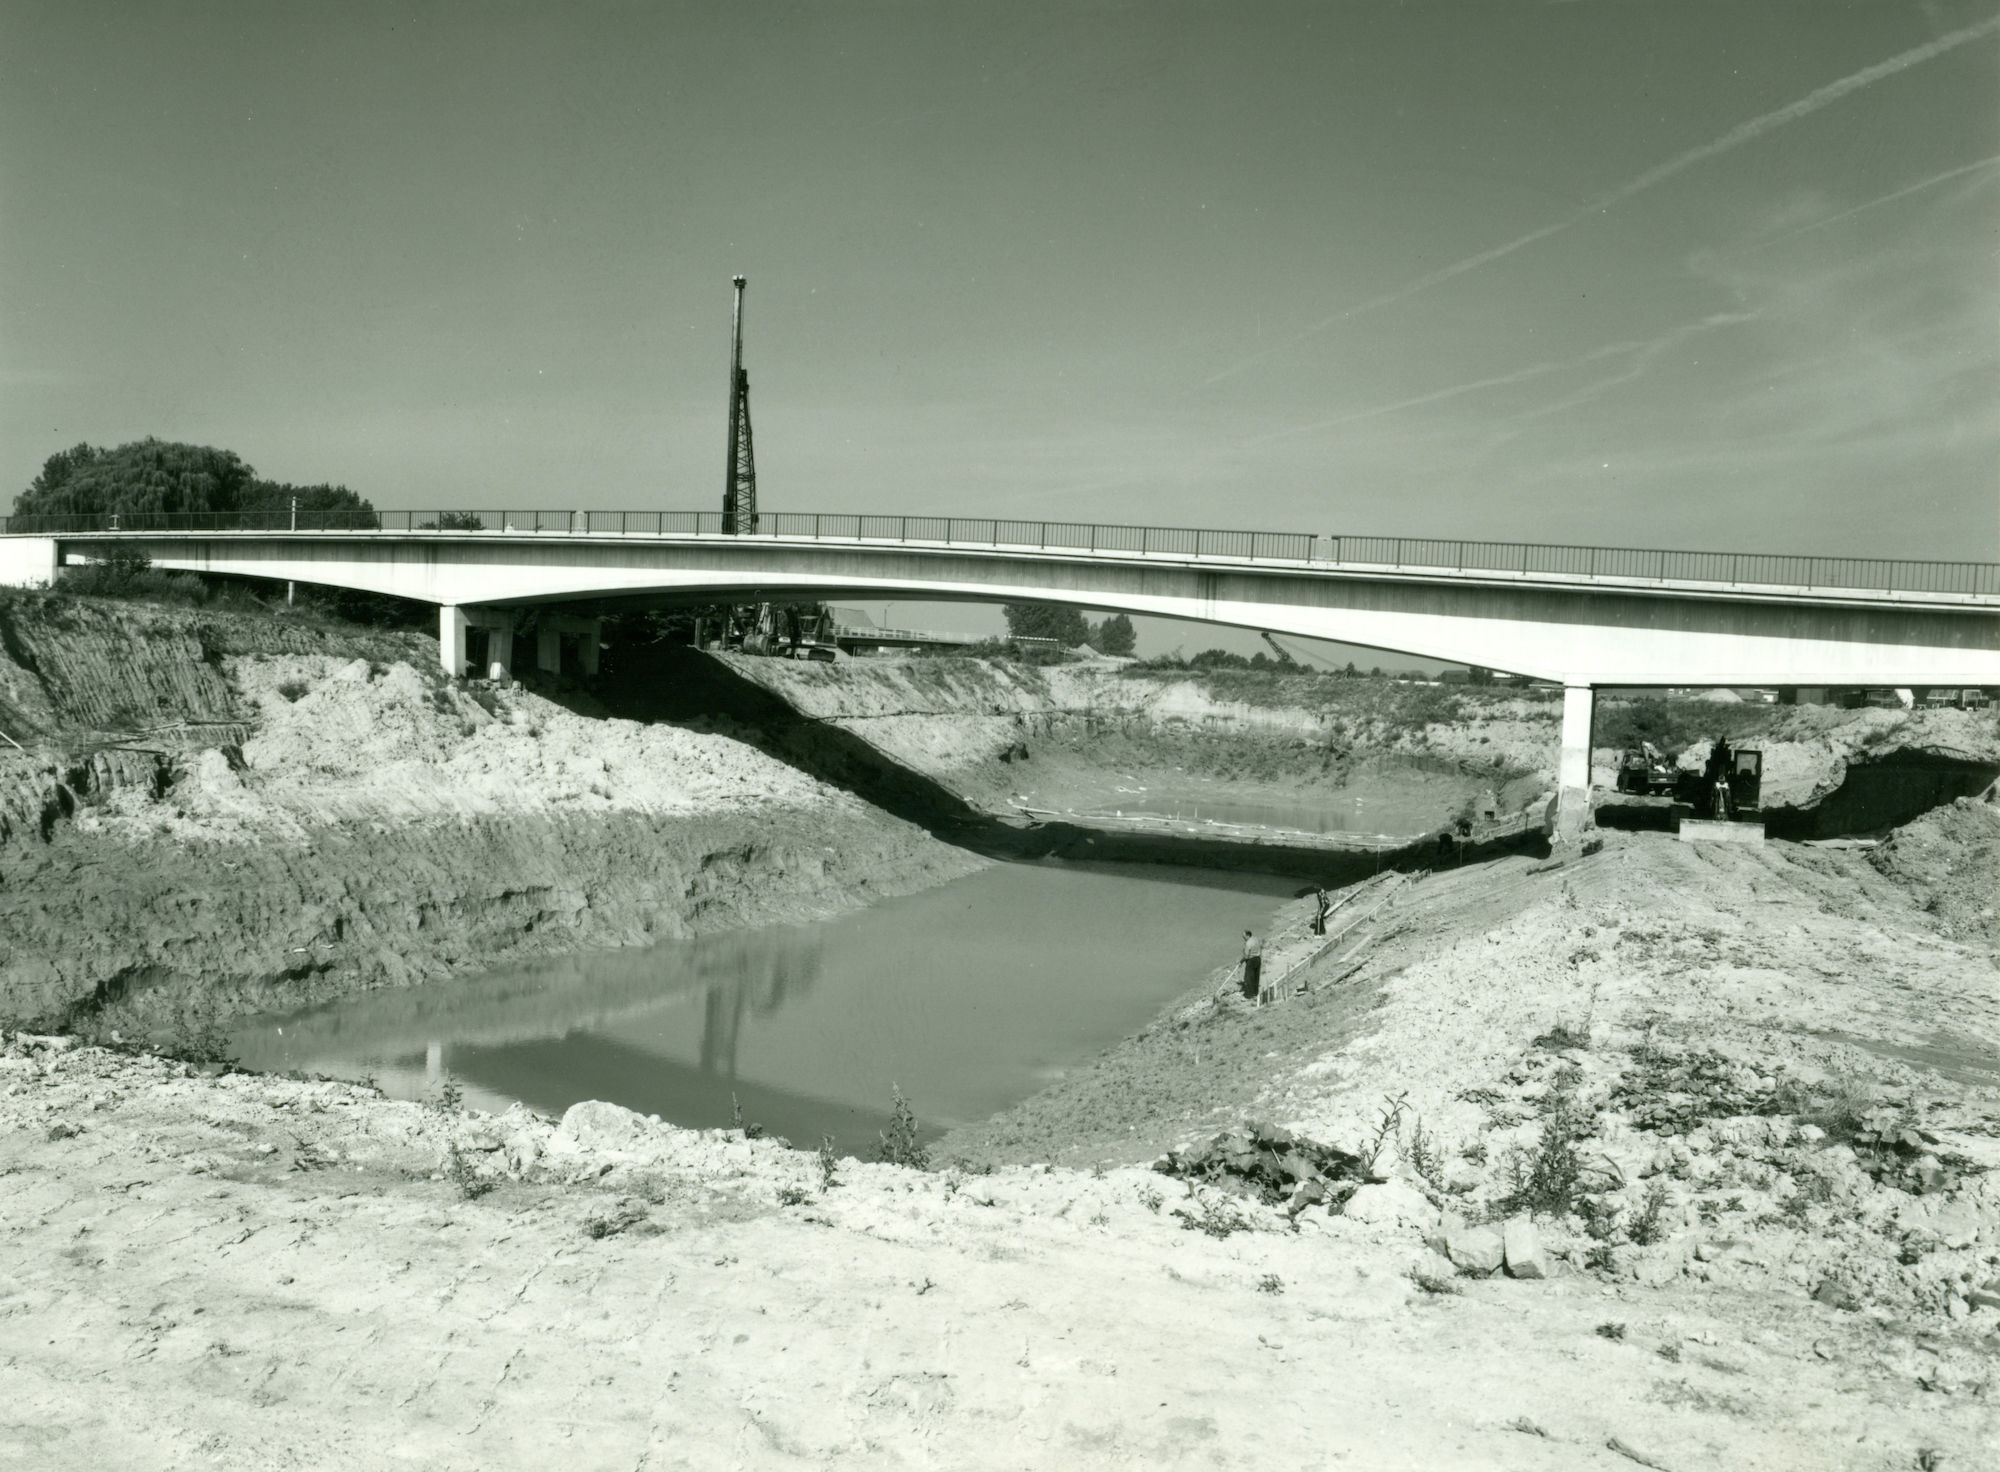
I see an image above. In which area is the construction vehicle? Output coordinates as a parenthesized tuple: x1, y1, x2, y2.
(1674, 742, 1764, 843)
(729, 601, 839, 661)
(1613, 741, 1678, 797)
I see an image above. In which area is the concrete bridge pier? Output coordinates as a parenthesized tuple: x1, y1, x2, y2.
(438, 605, 518, 679)
(1555, 683, 1596, 842)
(439, 606, 468, 677)
(534, 614, 603, 677)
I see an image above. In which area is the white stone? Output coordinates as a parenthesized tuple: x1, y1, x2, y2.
(1502, 1218, 1550, 1279)
(1341, 1180, 1433, 1228)
(558, 1099, 652, 1152)
(1443, 1224, 1505, 1276)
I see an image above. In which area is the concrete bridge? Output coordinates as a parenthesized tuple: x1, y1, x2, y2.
(3, 509, 1996, 829)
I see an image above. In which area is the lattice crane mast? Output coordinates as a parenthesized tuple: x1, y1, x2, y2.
(721, 274, 758, 534)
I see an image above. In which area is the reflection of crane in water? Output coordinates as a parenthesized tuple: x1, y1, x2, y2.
(696, 935, 822, 1083)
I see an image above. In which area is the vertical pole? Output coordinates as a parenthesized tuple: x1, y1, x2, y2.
(487, 623, 514, 682)
(1555, 684, 1595, 844)
(580, 620, 601, 676)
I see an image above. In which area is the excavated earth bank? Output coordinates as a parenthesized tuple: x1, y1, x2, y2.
(0, 595, 981, 1033)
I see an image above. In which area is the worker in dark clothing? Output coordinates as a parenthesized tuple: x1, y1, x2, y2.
(1311, 886, 1331, 937)
(1239, 930, 1263, 1001)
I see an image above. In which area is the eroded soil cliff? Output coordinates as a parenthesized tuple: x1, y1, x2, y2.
(0, 597, 981, 1031)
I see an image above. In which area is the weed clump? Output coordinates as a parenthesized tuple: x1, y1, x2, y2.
(1495, 1065, 1595, 1217)
(1627, 1180, 1673, 1245)
(1172, 1191, 1252, 1239)
(1157, 1120, 1366, 1216)
(874, 1086, 930, 1170)
(446, 1145, 495, 1201)
(817, 1135, 841, 1191)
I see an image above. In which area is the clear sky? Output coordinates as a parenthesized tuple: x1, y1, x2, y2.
(3, 2, 1995, 655)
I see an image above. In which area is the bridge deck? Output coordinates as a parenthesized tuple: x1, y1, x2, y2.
(10, 511, 1998, 610)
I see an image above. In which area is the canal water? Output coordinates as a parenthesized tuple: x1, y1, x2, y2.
(230, 860, 1296, 1150)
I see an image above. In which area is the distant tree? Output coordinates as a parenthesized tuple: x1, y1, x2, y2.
(1003, 603, 1090, 647)
(1090, 613, 1136, 657)
(13, 438, 371, 524)
(1343, 661, 1359, 677)
(418, 511, 486, 531)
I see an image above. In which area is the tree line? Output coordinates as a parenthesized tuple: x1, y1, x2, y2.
(1001, 603, 1136, 656)
(14, 439, 371, 521)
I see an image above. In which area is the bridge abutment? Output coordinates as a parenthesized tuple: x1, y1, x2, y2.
(1555, 683, 1596, 842)
(0, 537, 58, 589)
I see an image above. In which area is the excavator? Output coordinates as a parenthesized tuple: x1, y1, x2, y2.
(728, 601, 840, 662)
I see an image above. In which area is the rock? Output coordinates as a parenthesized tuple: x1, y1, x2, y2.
(1966, 1286, 2000, 1312)
(1946, 1295, 1969, 1321)
(1442, 1224, 1505, 1276)
(1812, 1279, 1859, 1311)
(1341, 1180, 1433, 1228)
(1694, 1240, 1718, 1263)
(1931, 1200, 1979, 1250)
(194, 747, 243, 793)
(1634, 1256, 1678, 1289)
(558, 1100, 653, 1152)
(1502, 1218, 1549, 1279)
(1798, 1124, 1826, 1144)
(505, 1132, 542, 1175)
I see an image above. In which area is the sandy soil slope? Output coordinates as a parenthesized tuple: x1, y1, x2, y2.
(4, 808, 1994, 1470)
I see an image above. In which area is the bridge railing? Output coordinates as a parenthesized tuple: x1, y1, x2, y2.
(6, 509, 1996, 598)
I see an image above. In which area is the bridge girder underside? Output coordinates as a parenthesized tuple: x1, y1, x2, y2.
(62, 533, 2000, 688)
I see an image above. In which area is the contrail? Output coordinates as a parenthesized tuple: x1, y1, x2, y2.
(1256, 310, 1757, 445)
(1205, 15, 2000, 385)
(1248, 360, 1568, 443)
(1741, 154, 2000, 252)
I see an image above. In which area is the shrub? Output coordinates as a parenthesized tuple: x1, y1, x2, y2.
(874, 1086, 930, 1169)
(1628, 1180, 1673, 1245)
(1496, 1067, 1594, 1217)
(447, 1145, 495, 1200)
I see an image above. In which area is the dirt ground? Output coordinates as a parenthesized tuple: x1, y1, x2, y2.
(6, 805, 1995, 1470)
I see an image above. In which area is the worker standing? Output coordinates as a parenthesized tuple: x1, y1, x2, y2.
(1311, 886, 1330, 937)
(1239, 930, 1263, 1002)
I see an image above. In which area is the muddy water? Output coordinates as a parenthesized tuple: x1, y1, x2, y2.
(1018, 770, 1478, 837)
(231, 860, 1295, 1151)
